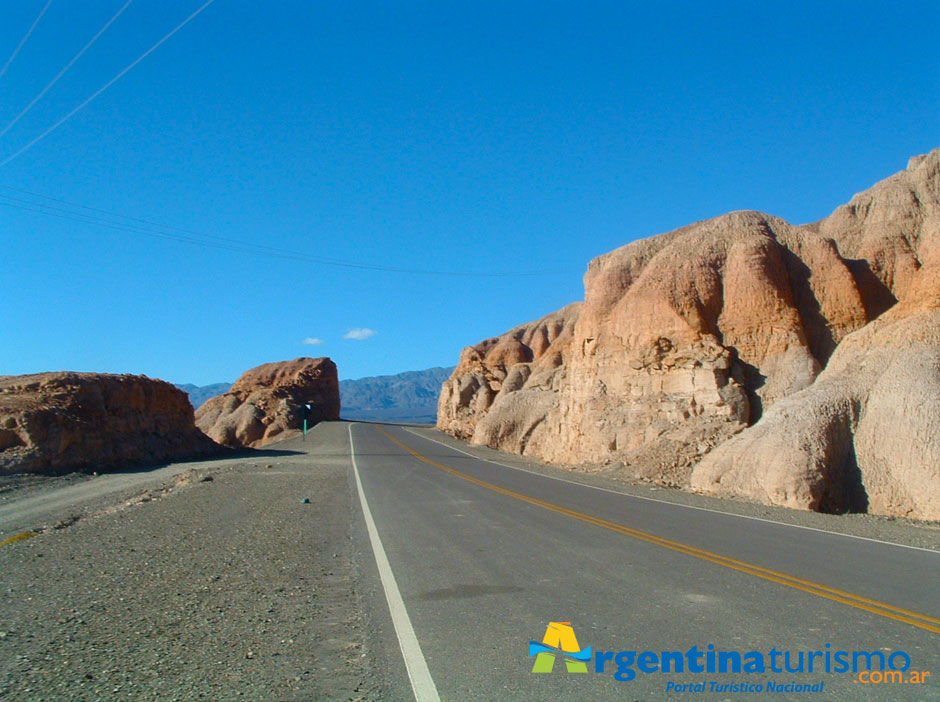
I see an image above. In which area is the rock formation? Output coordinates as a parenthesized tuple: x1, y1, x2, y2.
(0, 372, 221, 476)
(439, 149, 939, 518)
(195, 357, 340, 448)
(438, 303, 580, 454)
(691, 153, 940, 519)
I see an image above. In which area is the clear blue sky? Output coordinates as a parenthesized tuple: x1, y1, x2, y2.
(2, 1, 938, 384)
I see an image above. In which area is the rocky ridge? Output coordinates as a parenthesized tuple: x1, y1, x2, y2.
(438, 150, 940, 518)
(691, 152, 940, 519)
(0, 372, 221, 476)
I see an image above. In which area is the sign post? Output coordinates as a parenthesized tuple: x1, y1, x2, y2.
(303, 403, 312, 442)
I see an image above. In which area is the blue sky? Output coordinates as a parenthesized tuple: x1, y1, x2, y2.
(2, 1, 937, 384)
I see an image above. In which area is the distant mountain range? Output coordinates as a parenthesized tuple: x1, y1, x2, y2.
(339, 366, 455, 424)
(176, 366, 454, 424)
(174, 383, 232, 410)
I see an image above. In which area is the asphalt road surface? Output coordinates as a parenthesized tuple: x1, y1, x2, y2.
(349, 422, 940, 701)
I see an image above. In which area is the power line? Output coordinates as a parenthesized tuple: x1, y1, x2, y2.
(0, 193, 389, 269)
(0, 0, 218, 168)
(0, 189, 566, 277)
(0, 0, 137, 139)
(0, 0, 54, 81)
(0, 182, 366, 265)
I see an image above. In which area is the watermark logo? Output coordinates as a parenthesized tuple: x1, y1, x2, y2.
(529, 622, 592, 673)
(526, 621, 931, 691)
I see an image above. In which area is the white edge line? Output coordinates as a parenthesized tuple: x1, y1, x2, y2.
(349, 424, 442, 702)
(403, 428, 940, 556)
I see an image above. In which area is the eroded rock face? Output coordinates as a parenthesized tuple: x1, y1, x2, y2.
(692, 153, 940, 519)
(195, 357, 340, 448)
(438, 303, 580, 456)
(439, 214, 873, 484)
(0, 373, 221, 475)
(691, 304, 940, 520)
(439, 149, 940, 517)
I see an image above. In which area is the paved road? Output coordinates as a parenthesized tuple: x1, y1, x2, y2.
(349, 422, 940, 701)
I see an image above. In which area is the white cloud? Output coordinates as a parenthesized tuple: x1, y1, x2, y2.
(343, 328, 376, 340)
(302, 337, 324, 345)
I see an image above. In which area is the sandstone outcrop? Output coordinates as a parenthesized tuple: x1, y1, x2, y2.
(439, 213, 874, 484)
(692, 153, 940, 519)
(0, 372, 221, 476)
(439, 149, 939, 518)
(195, 357, 340, 448)
(438, 303, 580, 454)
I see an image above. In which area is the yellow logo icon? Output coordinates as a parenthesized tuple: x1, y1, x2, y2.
(529, 621, 591, 673)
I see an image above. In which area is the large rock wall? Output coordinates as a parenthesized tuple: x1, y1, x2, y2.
(440, 214, 874, 484)
(692, 153, 940, 519)
(439, 149, 940, 517)
(0, 372, 221, 476)
(196, 357, 340, 448)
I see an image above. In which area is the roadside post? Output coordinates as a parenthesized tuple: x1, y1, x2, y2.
(303, 403, 312, 441)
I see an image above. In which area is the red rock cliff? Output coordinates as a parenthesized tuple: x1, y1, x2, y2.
(0, 372, 221, 476)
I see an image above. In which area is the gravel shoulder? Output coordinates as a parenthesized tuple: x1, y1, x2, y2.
(406, 426, 940, 552)
(0, 421, 386, 702)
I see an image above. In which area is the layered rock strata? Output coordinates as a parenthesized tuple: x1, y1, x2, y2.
(692, 153, 940, 519)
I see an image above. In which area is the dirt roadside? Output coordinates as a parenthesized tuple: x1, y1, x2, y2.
(0, 421, 386, 702)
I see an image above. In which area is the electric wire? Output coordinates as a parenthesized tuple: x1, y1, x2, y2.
(0, 183, 394, 266)
(0, 192, 565, 277)
(0, 0, 54, 80)
(0, 0, 218, 168)
(0, 0, 137, 139)
(0, 194, 411, 271)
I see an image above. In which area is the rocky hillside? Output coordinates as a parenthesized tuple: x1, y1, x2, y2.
(0, 372, 221, 475)
(340, 367, 454, 423)
(175, 383, 232, 410)
(438, 150, 939, 520)
(196, 357, 340, 448)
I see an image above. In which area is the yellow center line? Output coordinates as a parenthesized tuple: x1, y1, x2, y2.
(376, 428, 940, 636)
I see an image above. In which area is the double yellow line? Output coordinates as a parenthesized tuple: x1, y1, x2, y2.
(378, 428, 940, 636)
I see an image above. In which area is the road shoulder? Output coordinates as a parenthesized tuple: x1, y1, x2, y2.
(0, 421, 385, 701)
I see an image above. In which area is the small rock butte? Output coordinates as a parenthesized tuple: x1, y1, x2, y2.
(195, 357, 340, 448)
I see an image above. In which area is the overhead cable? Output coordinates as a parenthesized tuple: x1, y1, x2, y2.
(0, 0, 137, 139)
(0, 189, 565, 277)
(0, 0, 218, 168)
(0, 0, 54, 81)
